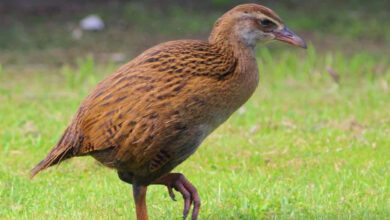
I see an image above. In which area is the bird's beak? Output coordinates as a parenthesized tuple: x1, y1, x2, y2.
(273, 26, 307, 49)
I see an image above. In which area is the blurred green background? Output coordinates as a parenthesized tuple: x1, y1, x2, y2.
(1, 0, 389, 66)
(0, 0, 389, 219)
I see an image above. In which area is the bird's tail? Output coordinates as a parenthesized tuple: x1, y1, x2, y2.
(30, 127, 77, 179)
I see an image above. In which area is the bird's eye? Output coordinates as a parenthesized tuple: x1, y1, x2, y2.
(259, 18, 274, 26)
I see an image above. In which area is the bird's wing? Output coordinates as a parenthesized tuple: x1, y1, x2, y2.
(71, 40, 236, 166)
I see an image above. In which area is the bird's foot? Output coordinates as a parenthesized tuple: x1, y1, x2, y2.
(154, 173, 200, 220)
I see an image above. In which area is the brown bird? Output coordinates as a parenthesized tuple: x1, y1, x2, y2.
(31, 4, 306, 220)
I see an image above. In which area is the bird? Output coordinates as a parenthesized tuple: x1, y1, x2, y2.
(31, 4, 306, 220)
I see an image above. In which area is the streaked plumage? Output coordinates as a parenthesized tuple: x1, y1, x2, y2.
(31, 4, 306, 220)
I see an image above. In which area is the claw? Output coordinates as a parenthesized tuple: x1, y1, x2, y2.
(154, 173, 201, 220)
(167, 186, 176, 201)
(174, 180, 191, 219)
(180, 176, 200, 220)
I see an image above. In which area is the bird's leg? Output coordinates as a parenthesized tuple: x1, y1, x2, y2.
(153, 173, 200, 220)
(118, 172, 149, 220)
(132, 184, 149, 220)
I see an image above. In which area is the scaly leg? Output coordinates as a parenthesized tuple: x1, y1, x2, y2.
(153, 173, 201, 220)
(133, 184, 148, 220)
(118, 172, 149, 220)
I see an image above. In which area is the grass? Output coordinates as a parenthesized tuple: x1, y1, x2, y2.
(0, 44, 389, 219)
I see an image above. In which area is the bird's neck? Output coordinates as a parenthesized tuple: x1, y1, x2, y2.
(209, 30, 260, 110)
(209, 26, 256, 64)
(209, 29, 258, 78)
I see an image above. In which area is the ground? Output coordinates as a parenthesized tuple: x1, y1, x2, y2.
(0, 1, 389, 219)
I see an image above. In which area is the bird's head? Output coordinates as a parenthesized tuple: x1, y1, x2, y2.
(209, 4, 306, 49)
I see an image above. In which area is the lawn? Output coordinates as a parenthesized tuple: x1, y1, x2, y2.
(0, 1, 389, 219)
(1, 46, 389, 219)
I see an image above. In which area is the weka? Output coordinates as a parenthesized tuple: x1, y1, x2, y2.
(31, 4, 306, 220)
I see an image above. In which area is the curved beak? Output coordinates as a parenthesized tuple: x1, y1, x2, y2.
(273, 26, 307, 49)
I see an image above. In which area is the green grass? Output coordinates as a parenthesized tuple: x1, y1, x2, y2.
(0, 45, 389, 219)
